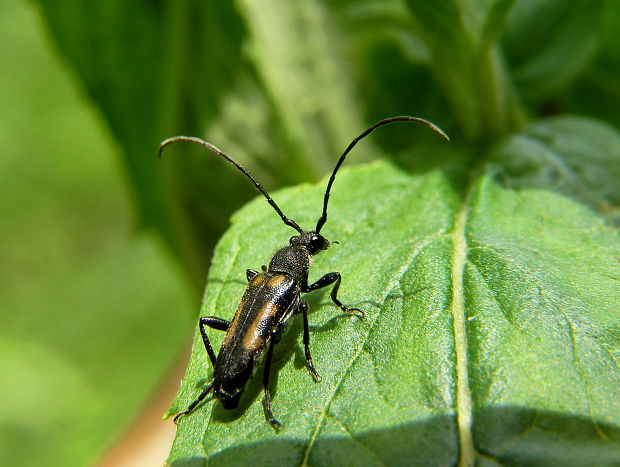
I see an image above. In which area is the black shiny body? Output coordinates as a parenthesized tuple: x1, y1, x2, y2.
(174, 232, 362, 428)
(214, 270, 300, 409)
(161, 116, 448, 429)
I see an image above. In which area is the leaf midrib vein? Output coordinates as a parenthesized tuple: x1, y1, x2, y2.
(450, 177, 476, 467)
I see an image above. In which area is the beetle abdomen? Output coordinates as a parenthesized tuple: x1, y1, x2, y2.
(213, 272, 300, 409)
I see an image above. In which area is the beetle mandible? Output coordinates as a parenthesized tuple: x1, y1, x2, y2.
(159, 116, 448, 428)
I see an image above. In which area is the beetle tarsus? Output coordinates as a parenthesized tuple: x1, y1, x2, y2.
(264, 385, 283, 430)
(263, 392, 283, 430)
(174, 382, 214, 425)
(173, 411, 188, 425)
(342, 306, 365, 319)
(268, 416, 283, 430)
(307, 361, 322, 382)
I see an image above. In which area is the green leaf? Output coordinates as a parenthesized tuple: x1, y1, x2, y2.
(33, 0, 251, 286)
(466, 176, 620, 467)
(0, 2, 193, 465)
(565, 0, 620, 129)
(168, 147, 620, 464)
(235, 0, 374, 176)
(404, 0, 522, 140)
(489, 116, 620, 225)
(34, 0, 390, 288)
(502, 0, 606, 100)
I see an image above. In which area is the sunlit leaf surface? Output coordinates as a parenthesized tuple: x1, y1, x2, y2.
(169, 149, 620, 465)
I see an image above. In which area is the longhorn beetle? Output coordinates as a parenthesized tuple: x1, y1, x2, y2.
(159, 116, 448, 428)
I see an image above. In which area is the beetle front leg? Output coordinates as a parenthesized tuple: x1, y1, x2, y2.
(246, 269, 259, 281)
(262, 337, 282, 429)
(303, 272, 364, 317)
(297, 300, 321, 381)
(199, 316, 229, 366)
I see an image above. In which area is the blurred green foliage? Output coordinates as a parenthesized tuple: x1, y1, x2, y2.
(1, 0, 619, 465)
(0, 1, 192, 465)
(27, 0, 620, 288)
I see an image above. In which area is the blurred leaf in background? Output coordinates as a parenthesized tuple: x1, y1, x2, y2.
(0, 1, 192, 465)
(2, 0, 619, 465)
(31, 0, 379, 289)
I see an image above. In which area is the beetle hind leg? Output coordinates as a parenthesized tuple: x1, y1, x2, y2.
(173, 316, 229, 423)
(297, 300, 321, 381)
(263, 338, 283, 429)
(199, 316, 230, 366)
(174, 381, 214, 424)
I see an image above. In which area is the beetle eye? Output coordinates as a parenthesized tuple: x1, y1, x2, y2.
(309, 235, 327, 252)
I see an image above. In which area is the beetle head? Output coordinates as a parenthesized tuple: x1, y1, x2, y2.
(290, 231, 330, 255)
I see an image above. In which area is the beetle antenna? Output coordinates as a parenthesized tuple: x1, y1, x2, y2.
(159, 136, 304, 234)
(315, 116, 449, 233)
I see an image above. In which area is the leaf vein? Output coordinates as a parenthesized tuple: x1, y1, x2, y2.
(470, 244, 620, 448)
(450, 179, 475, 467)
(325, 412, 389, 467)
(300, 234, 443, 465)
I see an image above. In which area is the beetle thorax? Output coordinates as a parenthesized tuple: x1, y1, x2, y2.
(267, 231, 330, 282)
(268, 245, 311, 283)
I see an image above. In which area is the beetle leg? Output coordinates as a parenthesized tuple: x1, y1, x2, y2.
(173, 382, 214, 424)
(303, 272, 364, 317)
(297, 300, 321, 381)
(262, 337, 282, 429)
(246, 269, 259, 281)
(174, 317, 227, 424)
(200, 316, 229, 366)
